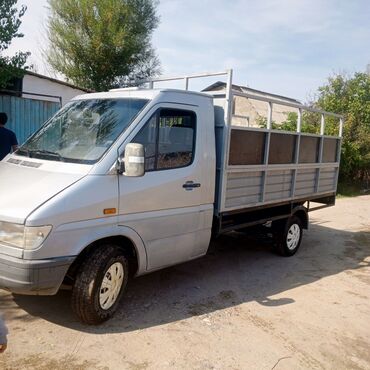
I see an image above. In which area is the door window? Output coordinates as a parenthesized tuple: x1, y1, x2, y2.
(133, 108, 196, 171)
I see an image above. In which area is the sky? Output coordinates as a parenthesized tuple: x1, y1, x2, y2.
(5, 0, 370, 101)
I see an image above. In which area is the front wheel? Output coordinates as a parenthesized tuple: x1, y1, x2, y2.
(71, 245, 129, 325)
(273, 216, 303, 256)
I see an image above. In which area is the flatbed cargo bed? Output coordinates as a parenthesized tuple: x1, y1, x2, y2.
(209, 72, 342, 216)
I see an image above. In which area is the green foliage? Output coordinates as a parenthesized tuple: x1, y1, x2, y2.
(46, 0, 160, 91)
(0, 0, 30, 88)
(336, 181, 363, 197)
(257, 111, 321, 134)
(316, 72, 370, 184)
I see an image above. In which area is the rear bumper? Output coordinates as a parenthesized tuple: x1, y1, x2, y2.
(0, 253, 75, 295)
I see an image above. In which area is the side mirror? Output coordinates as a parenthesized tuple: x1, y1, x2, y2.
(120, 143, 145, 177)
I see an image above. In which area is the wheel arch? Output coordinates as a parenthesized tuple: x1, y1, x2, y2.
(292, 205, 309, 229)
(65, 232, 146, 285)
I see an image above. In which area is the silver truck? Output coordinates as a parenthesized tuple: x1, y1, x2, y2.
(0, 70, 343, 324)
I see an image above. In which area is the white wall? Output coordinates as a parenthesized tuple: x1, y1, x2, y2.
(22, 74, 87, 106)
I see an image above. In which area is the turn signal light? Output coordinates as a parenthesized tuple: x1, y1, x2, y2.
(103, 208, 117, 215)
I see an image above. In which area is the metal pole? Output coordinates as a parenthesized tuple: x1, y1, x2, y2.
(267, 102, 273, 129)
(184, 77, 189, 90)
(316, 128, 325, 193)
(339, 117, 344, 137)
(147, 70, 228, 84)
(219, 69, 233, 212)
(320, 114, 325, 135)
(297, 108, 302, 133)
(224, 69, 233, 126)
(292, 108, 302, 198)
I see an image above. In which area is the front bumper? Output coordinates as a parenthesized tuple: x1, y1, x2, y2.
(0, 253, 75, 295)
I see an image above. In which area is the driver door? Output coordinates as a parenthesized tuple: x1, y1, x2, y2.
(118, 104, 209, 270)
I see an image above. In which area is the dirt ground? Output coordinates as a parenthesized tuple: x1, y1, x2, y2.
(0, 195, 369, 370)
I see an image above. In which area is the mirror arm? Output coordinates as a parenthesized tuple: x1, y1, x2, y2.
(116, 157, 125, 175)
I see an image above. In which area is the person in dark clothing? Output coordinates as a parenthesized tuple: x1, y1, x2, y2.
(0, 112, 18, 160)
(0, 315, 7, 353)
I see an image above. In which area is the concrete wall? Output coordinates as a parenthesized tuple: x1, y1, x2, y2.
(208, 85, 298, 128)
(232, 95, 298, 127)
(22, 74, 87, 106)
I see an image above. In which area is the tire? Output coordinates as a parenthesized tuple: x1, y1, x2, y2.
(71, 245, 129, 325)
(273, 216, 303, 256)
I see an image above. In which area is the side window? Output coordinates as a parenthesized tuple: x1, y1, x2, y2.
(157, 109, 196, 169)
(133, 108, 196, 171)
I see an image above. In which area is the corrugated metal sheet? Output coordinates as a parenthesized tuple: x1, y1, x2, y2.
(265, 170, 293, 201)
(225, 171, 263, 208)
(0, 95, 60, 145)
(295, 169, 317, 196)
(318, 168, 337, 193)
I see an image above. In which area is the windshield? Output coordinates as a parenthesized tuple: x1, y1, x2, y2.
(16, 98, 149, 164)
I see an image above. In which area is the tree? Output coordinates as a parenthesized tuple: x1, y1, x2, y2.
(315, 72, 370, 185)
(46, 0, 160, 91)
(0, 0, 30, 89)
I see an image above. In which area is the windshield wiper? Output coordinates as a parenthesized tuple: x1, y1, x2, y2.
(15, 148, 30, 157)
(28, 149, 64, 161)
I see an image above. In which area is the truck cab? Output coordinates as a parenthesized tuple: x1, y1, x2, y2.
(0, 88, 217, 323)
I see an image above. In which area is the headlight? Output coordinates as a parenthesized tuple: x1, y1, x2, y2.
(0, 222, 24, 247)
(0, 222, 52, 250)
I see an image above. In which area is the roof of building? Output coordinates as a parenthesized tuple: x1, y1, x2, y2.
(202, 81, 301, 104)
(25, 70, 91, 93)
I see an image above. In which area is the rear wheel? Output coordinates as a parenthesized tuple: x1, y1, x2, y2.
(273, 216, 303, 256)
(71, 245, 129, 325)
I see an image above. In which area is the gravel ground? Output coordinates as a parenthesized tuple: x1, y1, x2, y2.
(1, 195, 369, 370)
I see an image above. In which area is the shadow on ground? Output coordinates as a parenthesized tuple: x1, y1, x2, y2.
(1, 222, 369, 334)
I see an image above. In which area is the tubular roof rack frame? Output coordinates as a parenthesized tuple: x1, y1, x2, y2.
(140, 69, 343, 137)
(140, 70, 230, 90)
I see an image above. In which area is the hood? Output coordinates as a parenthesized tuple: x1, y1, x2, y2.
(0, 159, 88, 224)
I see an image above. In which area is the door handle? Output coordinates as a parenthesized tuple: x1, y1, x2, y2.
(183, 181, 201, 190)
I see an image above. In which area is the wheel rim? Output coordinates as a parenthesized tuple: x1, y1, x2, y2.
(99, 262, 124, 310)
(286, 223, 301, 251)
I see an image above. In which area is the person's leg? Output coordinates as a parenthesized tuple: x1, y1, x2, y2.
(0, 316, 8, 353)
